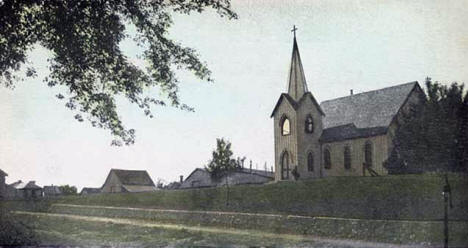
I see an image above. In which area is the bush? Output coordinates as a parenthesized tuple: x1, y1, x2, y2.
(0, 207, 37, 245)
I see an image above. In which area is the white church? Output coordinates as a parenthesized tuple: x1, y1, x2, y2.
(271, 32, 425, 181)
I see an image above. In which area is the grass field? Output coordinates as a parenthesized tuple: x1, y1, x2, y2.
(6, 211, 408, 248)
(55, 174, 468, 220)
(2, 173, 467, 247)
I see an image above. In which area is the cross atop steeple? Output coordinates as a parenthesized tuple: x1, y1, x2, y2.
(287, 26, 308, 101)
(291, 25, 298, 38)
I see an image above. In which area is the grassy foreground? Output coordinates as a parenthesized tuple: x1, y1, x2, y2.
(7, 212, 377, 248)
(2, 174, 467, 246)
(57, 174, 468, 220)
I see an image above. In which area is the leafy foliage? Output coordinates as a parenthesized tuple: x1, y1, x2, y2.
(59, 184, 77, 195)
(0, 0, 237, 145)
(205, 138, 244, 179)
(385, 77, 468, 173)
(0, 207, 37, 245)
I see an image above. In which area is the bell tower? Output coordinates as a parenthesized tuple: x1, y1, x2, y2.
(271, 26, 324, 181)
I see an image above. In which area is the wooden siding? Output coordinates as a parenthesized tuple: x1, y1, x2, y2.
(321, 134, 390, 176)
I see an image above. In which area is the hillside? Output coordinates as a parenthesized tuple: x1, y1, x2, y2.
(57, 174, 468, 220)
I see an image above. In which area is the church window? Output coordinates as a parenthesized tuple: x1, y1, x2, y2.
(281, 151, 290, 179)
(324, 148, 331, 169)
(344, 146, 351, 170)
(281, 117, 291, 136)
(307, 152, 314, 171)
(305, 115, 314, 133)
(364, 141, 373, 167)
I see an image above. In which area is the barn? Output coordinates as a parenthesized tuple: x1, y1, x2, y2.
(101, 169, 157, 193)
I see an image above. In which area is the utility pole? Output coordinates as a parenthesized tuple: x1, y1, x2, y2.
(442, 173, 453, 248)
(225, 172, 229, 206)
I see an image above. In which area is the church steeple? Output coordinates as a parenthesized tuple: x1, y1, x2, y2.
(287, 26, 308, 101)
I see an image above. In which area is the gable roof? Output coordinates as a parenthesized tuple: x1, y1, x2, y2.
(0, 169, 7, 176)
(109, 169, 155, 186)
(8, 180, 42, 190)
(320, 82, 419, 130)
(184, 168, 210, 182)
(8, 180, 25, 189)
(271, 92, 325, 118)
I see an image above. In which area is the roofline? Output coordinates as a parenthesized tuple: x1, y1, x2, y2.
(270, 93, 296, 118)
(320, 81, 418, 105)
(320, 126, 389, 143)
(387, 81, 425, 128)
(271, 92, 325, 118)
(104, 168, 156, 187)
(101, 170, 120, 189)
(183, 168, 207, 183)
(299, 92, 325, 116)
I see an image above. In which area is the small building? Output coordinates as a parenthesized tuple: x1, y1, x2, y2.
(80, 187, 101, 195)
(7, 180, 43, 199)
(179, 168, 274, 189)
(43, 185, 62, 197)
(101, 169, 157, 193)
(0, 169, 7, 200)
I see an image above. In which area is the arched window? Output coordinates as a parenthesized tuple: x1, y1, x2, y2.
(364, 141, 373, 167)
(305, 115, 314, 133)
(344, 146, 351, 170)
(281, 117, 290, 136)
(307, 152, 314, 171)
(281, 151, 290, 179)
(324, 148, 331, 169)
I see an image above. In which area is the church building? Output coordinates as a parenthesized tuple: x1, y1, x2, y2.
(271, 34, 425, 181)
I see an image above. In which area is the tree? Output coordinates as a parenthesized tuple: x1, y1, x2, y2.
(58, 185, 77, 195)
(205, 138, 244, 206)
(0, 1, 237, 145)
(156, 178, 166, 189)
(205, 138, 243, 179)
(457, 92, 468, 170)
(385, 77, 468, 173)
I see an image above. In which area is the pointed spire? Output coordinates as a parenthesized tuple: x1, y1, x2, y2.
(287, 28, 308, 101)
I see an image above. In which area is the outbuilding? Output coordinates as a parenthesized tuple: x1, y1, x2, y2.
(101, 169, 157, 193)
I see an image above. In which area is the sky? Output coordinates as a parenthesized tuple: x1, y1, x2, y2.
(1, 0, 468, 190)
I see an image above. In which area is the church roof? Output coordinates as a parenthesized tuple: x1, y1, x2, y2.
(271, 36, 325, 118)
(287, 37, 308, 101)
(110, 169, 155, 186)
(320, 81, 419, 130)
(320, 124, 388, 143)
